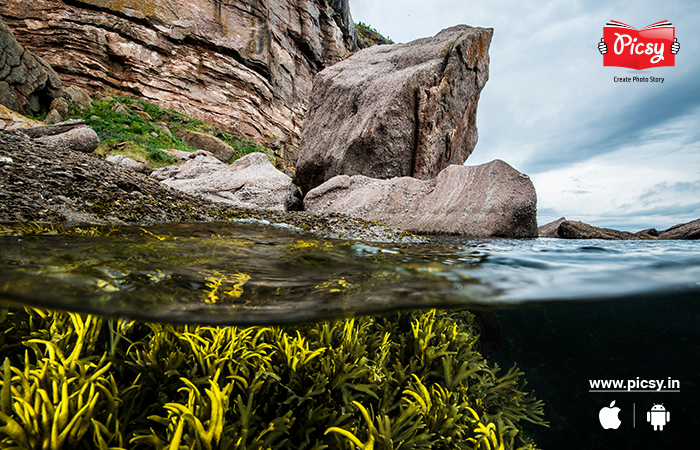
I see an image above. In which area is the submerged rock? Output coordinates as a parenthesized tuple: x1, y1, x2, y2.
(296, 25, 493, 193)
(304, 159, 537, 238)
(153, 152, 302, 212)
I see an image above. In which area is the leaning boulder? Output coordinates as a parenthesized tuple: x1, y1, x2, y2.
(151, 152, 302, 212)
(304, 159, 537, 237)
(0, 17, 62, 115)
(296, 25, 492, 194)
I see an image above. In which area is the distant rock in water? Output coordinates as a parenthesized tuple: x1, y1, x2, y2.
(657, 218, 700, 240)
(0, 16, 62, 115)
(296, 25, 493, 194)
(538, 217, 700, 240)
(305, 160, 537, 238)
(0, 0, 357, 147)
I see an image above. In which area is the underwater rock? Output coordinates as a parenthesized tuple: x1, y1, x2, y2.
(154, 152, 302, 212)
(296, 25, 492, 194)
(305, 159, 537, 238)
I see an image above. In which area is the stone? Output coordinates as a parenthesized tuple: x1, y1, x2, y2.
(63, 86, 92, 110)
(111, 102, 131, 115)
(159, 148, 204, 162)
(0, 0, 357, 146)
(150, 153, 226, 181)
(0, 16, 62, 115)
(106, 154, 149, 173)
(549, 220, 648, 240)
(32, 124, 100, 153)
(296, 25, 492, 194)
(537, 217, 567, 238)
(175, 129, 237, 163)
(152, 152, 302, 212)
(44, 108, 63, 124)
(659, 218, 700, 240)
(304, 159, 537, 237)
(0, 103, 45, 129)
(50, 97, 70, 118)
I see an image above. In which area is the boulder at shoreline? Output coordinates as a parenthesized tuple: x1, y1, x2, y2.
(296, 25, 493, 194)
(305, 159, 537, 238)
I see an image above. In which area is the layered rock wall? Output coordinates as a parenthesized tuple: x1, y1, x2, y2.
(0, 0, 357, 146)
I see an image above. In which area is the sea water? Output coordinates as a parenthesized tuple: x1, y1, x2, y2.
(1, 222, 699, 448)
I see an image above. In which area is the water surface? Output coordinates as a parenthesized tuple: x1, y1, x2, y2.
(1, 222, 698, 324)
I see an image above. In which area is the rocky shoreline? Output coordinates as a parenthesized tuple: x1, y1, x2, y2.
(0, 131, 423, 244)
(538, 217, 700, 240)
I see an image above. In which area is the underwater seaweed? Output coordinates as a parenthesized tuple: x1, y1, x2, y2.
(0, 307, 546, 449)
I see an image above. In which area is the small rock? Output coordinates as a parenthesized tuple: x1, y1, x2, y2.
(106, 154, 149, 173)
(49, 97, 70, 117)
(174, 129, 237, 163)
(63, 86, 92, 110)
(150, 153, 226, 181)
(0, 156, 13, 164)
(154, 122, 172, 136)
(44, 108, 63, 124)
(111, 102, 131, 115)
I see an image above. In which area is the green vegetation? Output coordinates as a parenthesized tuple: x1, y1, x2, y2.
(0, 306, 546, 449)
(356, 22, 395, 46)
(66, 96, 274, 169)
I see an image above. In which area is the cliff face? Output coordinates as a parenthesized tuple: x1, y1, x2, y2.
(0, 0, 357, 146)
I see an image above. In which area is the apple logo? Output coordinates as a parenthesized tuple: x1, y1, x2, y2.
(599, 400, 621, 429)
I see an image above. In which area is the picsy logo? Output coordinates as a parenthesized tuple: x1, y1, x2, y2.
(598, 20, 679, 70)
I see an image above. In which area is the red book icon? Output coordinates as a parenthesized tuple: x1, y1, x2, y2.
(603, 20, 675, 70)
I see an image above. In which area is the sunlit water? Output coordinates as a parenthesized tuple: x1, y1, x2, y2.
(0, 222, 698, 324)
(1, 222, 699, 448)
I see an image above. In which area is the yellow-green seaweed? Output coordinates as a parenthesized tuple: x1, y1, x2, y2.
(0, 307, 546, 449)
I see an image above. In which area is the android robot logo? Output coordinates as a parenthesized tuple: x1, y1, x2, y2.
(647, 404, 670, 431)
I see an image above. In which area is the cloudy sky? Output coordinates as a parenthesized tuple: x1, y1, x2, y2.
(350, 0, 700, 231)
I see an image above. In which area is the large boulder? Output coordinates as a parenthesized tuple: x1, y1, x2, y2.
(0, 0, 357, 146)
(304, 159, 537, 237)
(0, 16, 62, 115)
(296, 25, 492, 194)
(151, 152, 302, 212)
(20, 119, 99, 153)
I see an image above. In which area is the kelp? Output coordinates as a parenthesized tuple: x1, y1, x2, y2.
(0, 307, 546, 449)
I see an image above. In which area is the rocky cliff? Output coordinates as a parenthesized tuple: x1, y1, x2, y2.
(0, 0, 357, 146)
(0, 16, 62, 116)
